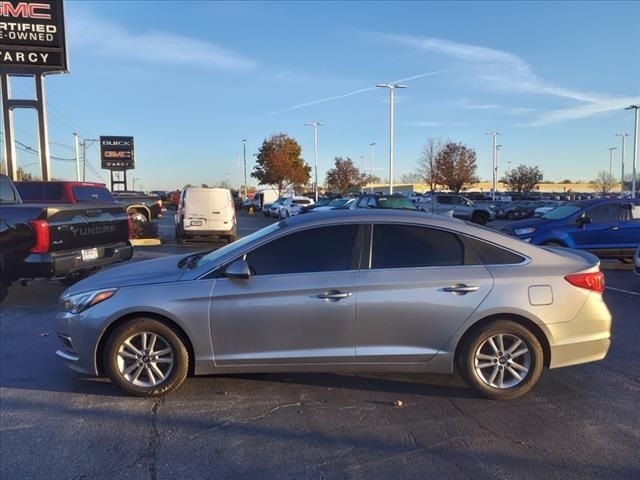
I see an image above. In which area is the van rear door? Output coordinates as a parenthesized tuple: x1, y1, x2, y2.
(207, 189, 233, 232)
(184, 189, 210, 231)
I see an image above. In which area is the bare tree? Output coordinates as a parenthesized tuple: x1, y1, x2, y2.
(400, 172, 422, 184)
(417, 138, 442, 192)
(591, 171, 614, 195)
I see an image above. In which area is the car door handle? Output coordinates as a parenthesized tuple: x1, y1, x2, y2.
(316, 291, 352, 300)
(609, 226, 620, 231)
(442, 284, 480, 294)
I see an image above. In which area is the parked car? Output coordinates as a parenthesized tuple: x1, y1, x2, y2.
(251, 188, 280, 209)
(300, 196, 332, 213)
(635, 246, 640, 275)
(350, 193, 418, 211)
(0, 174, 133, 302)
(56, 209, 611, 399)
(278, 196, 314, 218)
(534, 202, 563, 217)
(112, 191, 163, 223)
(175, 187, 236, 243)
(502, 199, 640, 260)
(312, 198, 356, 212)
(427, 194, 495, 225)
(262, 202, 273, 216)
(269, 198, 288, 217)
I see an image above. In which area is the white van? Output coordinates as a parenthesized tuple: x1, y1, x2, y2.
(175, 187, 236, 243)
(251, 188, 279, 209)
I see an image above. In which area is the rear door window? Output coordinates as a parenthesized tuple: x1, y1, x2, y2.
(587, 204, 620, 223)
(370, 224, 476, 269)
(15, 182, 64, 202)
(0, 177, 19, 203)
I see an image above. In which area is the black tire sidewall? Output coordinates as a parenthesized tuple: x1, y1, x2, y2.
(104, 318, 189, 396)
(461, 320, 544, 400)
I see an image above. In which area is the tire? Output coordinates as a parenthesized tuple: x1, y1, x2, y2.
(103, 318, 189, 397)
(0, 281, 10, 304)
(471, 212, 488, 225)
(543, 241, 564, 248)
(458, 320, 544, 400)
(507, 211, 516, 220)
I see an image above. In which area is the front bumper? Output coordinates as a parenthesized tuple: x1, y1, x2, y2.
(19, 242, 133, 279)
(55, 310, 102, 376)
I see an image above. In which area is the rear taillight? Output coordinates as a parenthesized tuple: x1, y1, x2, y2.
(157, 199, 163, 208)
(565, 272, 605, 293)
(29, 219, 50, 253)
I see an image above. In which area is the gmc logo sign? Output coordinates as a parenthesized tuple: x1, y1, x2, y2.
(0, 2, 51, 19)
(104, 151, 132, 159)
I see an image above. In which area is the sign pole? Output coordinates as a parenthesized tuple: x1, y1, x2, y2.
(34, 74, 51, 181)
(0, 74, 17, 179)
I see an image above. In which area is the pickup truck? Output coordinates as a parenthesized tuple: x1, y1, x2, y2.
(0, 175, 133, 302)
(502, 198, 640, 260)
(426, 194, 495, 225)
(112, 191, 163, 223)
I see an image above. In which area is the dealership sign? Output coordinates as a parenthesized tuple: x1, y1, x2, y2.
(0, 0, 68, 73)
(100, 136, 135, 170)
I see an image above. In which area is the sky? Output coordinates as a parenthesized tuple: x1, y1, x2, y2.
(3, 0, 640, 191)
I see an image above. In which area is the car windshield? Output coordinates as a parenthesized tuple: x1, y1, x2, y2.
(194, 222, 281, 269)
(328, 198, 349, 207)
(377, 196, 417, 210)
(542, 204, 582, 220)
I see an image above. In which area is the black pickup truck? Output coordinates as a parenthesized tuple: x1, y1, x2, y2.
(0, 174, 133, 302)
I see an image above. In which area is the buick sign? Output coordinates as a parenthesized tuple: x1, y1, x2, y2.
(100, 136, 135, 170)
(0, 0, 69, 73)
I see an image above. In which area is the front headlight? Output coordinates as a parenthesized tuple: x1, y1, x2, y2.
(514, 227, 536, 236)
(61, 289, 117, 314)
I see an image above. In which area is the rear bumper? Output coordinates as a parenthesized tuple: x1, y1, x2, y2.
(183, 228, 234, 237)
(19, 242, 133, 279)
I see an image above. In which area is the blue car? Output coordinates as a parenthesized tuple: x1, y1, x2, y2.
(502, 199, 640, 260)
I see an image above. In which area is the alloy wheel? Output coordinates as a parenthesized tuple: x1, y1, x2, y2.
(116, 332, 174, 387)
(474, 333, 531, 389)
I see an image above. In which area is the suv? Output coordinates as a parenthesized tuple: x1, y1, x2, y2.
(502, 198, 640, 260)
(428, 194, 495, 225)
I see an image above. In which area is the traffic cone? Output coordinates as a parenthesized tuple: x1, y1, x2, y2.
(249, 206, 254, 215)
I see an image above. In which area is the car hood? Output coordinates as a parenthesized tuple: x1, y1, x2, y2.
(63, 254, 189, 295)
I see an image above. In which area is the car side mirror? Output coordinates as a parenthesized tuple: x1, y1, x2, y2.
(577, 215, 591, 228)
(225, 259, 251, 279)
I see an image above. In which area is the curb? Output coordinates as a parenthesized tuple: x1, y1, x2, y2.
(131, 238, 162, 246)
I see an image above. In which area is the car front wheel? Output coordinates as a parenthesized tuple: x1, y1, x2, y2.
(104, 318, 189, 396)
(459, 320, 544, 400)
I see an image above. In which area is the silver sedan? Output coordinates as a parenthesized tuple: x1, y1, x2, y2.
(56, 210, 612, 399)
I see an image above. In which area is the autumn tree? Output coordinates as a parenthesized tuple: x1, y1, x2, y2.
(325, 157, 368, 195)
(417, 138, 442, 192)
(434, 142, 479, 193)
(252, 133, 311, 197)
(501, 165, 544, 193)
(591, 171, 614, 195)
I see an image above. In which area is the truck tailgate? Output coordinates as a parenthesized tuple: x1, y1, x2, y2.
(43, 203, 129, 252)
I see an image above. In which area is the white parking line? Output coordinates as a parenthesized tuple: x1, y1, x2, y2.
(606, 286, 640, 296)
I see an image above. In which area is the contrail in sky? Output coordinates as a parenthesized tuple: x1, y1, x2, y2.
(266, 69, 451, 115)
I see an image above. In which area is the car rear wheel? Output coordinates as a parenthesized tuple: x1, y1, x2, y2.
(104, 318, 189, 396)
(471, 211, 488, 225)
(459, 320, 544, 400)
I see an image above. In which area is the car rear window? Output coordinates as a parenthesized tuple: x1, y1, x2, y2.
(15, 182, 64, 202)
(0, 176, 19, 203)
(463, 236, 525, 265)
(376, 197, 416, 210)
(72, 186, 114, 202)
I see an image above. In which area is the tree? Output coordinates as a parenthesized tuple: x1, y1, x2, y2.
(417, 138, 442, 192)
(434, 142, 479, 193)
(325, 157, 368, 195)
(501, 165, 544, 193)
(400, 172, 422, 184)
(561, 179, 572, 184)
(252, 133, 311, 197)
(591, 171, 614, 195)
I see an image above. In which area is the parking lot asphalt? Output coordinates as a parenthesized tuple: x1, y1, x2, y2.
(1, 211, 639, 479)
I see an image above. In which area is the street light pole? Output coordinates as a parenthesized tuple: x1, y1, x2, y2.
(370, 142, 376, 193)
(241, 139, 247, 199)
(305, 122, 325, 201)
(377, 83, 407, 194)
(626, 105, 640, 198)
(616, 133, 629, 193)
(608, 147, 617, 193)
(485, 132, 500, 201)
(496, 144, 502, 195)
